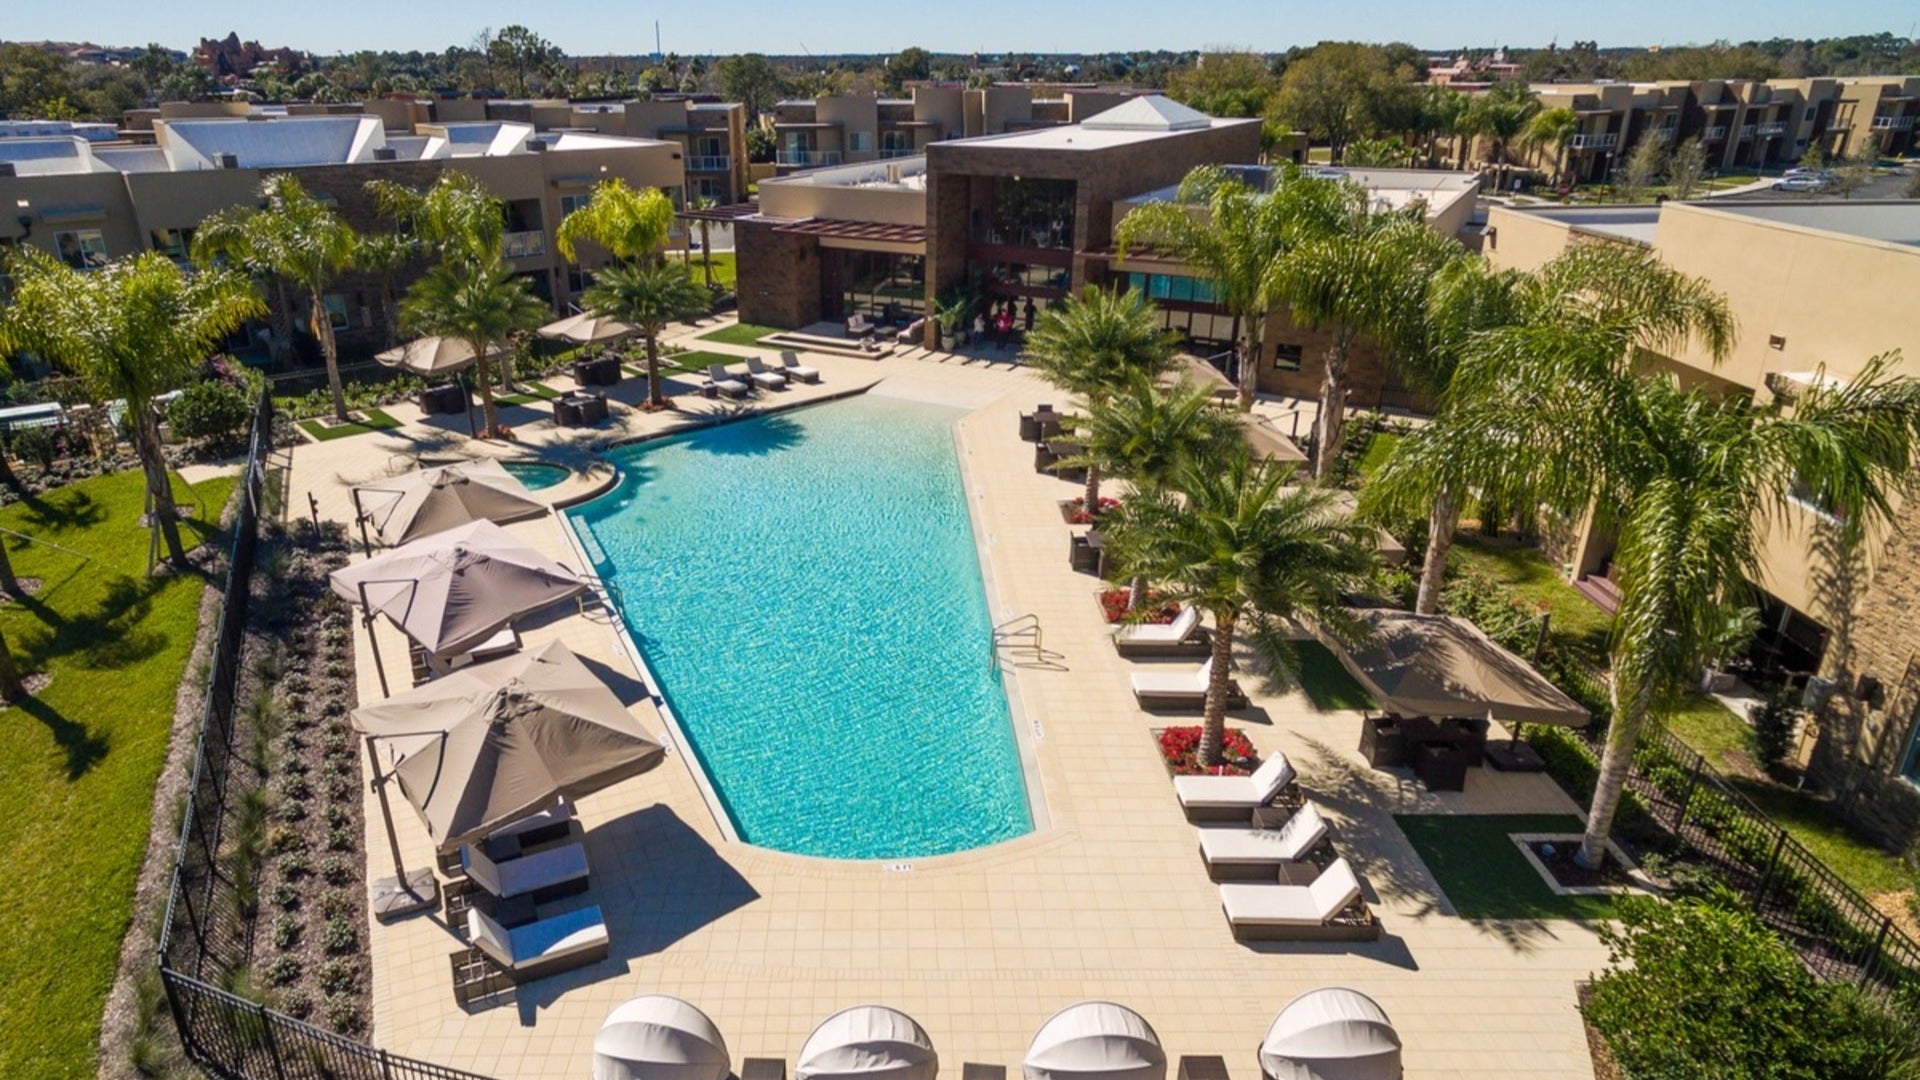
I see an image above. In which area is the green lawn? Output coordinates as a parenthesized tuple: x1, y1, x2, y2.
(1291, 640, 1375, 712)
(697, 322, 784, 348)
(1448, 536, 1613, 659)
(1730, 781, 1913, 897)
(1396, 814, 1617, 920)
(0, 468, 237, 1078)
(681, 250, 736, 289)
(1660, 694, 1757, 773)
(1356, 430, 1401, 481)
(298, 407, 401, 441)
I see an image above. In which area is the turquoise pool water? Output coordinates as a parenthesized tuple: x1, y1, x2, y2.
(501, 460, 571, 491)
(566, 395, 1033, 859)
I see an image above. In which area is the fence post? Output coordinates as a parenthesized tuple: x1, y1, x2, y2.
(1752, 830, 1789, 908)
(1860, 917, 1894, 987)
(1671, 754, 1704, 830)
(381, 1046, 397, 1080)
(258, 1001, 290, 1080)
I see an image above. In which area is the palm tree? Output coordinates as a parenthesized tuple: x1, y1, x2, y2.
(367, 172, 506, 267)
(0, 251, 262, 566)
(1269, 210, 1463, 479)
(1114, 165, 1355, 411)
(1103, 452, 1378, 765)
(1522, 107, 1581, 188)
(354, 231, 418, 348)
(193, 174, 359, 423)
(1021, 288, 1177, 515)
(687, 195, 720, 288)
(1462, 82, 1540, 190)
(399, 258, 547, 439)
(582, 262, 712, 410)
(553, 178, 678, 266)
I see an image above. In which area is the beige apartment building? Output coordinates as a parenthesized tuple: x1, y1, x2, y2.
(0, 114, 683, 366)
(1485, 198, 1920, 845)
(769, 84, 1145, 174)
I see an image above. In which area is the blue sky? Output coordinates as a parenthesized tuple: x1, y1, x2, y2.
(12, 0, 1914, 56)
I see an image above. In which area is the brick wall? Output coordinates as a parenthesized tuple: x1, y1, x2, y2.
(734, 221, 823, 329)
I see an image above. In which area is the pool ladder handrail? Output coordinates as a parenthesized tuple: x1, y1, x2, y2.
(991, 613, 1066, 671)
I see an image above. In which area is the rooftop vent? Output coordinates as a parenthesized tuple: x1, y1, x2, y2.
(372, 147, 397, 161)
(527, 139, 548, 152)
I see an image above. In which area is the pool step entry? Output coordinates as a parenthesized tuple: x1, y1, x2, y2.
(991, 613, 1066, 672)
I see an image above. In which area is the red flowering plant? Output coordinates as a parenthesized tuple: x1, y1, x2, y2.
(1099, 588, 1179, 625)
(1068, 496, 1121, 525)
(1156, 726, 1258, 776)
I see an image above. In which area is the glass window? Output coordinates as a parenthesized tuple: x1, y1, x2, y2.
(560, 193, 591, 218)
(322, 294, 350, 331)
(847, 131, 872, 152)
(986, 177, 1075, 250)
(151, 227, 194, 263)
(54, 229, 108, 270)
(1272, 343, 1304, 371)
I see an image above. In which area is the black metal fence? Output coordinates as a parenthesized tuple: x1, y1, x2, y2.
(154, 393, 493, 1080)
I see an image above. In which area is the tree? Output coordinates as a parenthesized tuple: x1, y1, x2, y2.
(1341, 137, 1413, 167)
(399, 258, 546, 439)
(367, 171, 504, 267)
(1460, 80, 1540, 187)
(353, 232, 418, 347)
(1614, 131, 1669, 202)
(0, 533, 16, 596)
(1165, 51, 1279, 118)
(1104, 453, 1376, 764)
(193, 174, 359, 423)
(1667, 136, 1711, 200)
(0, 251, 261, 566)
(0, 626, 20, 700)
(1521, 106, 1579, 187)
(1833, 133, 1881, 199)
(1271, 43, 1397, 160)
(553, 178, 677, 266)
(1270, 209, 1462, 478)
(1417, 85, 1471, 167)
(0, 43, 77, 118)
(883, 47, 932, 94)
(1022, 289, 1178, 515)
(716, 53, 788, 120)
(581, 262, 711, 411)
(744, 126, 777, 164)
(486, 26, 561, 97)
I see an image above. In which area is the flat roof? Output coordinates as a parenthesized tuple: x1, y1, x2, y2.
(1508, 205, 1662, 245)
(1699, 201, 1920, 249)
(937, 94, 1252, 152)
(1125, 165, 1481, 221)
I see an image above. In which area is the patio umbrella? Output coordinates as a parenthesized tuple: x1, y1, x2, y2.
(376, 335, 483, 377)
(1023, 1002, 1166, 1080)
(594, 995, 732, 1080)
(328, 518, 587, 661)
(1257, 988, 1401, 1080)
(1326, 609, 1589, 727)
(1243, 416, 1309, 464)
(351, 639, 666, 851)
(1169, 352, 1237, 398)
(796, 1006, 938, 1080)
(351, 458, 547, 548)
(539, 311, 637, 344)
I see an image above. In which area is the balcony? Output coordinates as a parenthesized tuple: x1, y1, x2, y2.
(685, 154, 732, 172)
(1828, 118, 1852, 130)
(1738, 124, 1756, 139)
(878, 147, 918, 159)
(1758, 121, 1788, 136)
(1568, 132, 1618, 150)
(503, 230, 547, 260)
(776, 149, 842, 167)
(1702, 125, 1728, 139)
(1871, 115, 1915, 131)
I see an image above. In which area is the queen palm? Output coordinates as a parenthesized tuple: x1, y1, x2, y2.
(193, 174, 359, 423)
(400, 257, 547, 439)
(554, 178, 678, 266)
(1103, 452, 1377, 765)
(1022, 288, 1177, 515)
(0, 251, 262, 566)
(582, 262, 712, 410)
(367, 172, 505, 266)
(354, 231, 418, 348)
(1462, 81, 1540, 189)
(1522, 106, 1581, 188)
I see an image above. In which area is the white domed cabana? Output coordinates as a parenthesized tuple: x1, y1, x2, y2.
(1257, 988, 1402, 1080)
(1022, 1002, 1167, 1080)
(593, 995, 732, 1080)
(795, 1005, 938, 1080)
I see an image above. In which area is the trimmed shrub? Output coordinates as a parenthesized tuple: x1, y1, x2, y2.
(168, 378, 254, 443)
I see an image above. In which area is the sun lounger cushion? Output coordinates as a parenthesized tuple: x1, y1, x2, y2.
(706, 365, 750, 396)
(468, 904, 608, 972)
(778, 352, 821, 381)
(1197, 803, 1328, 867)
(1116, 606, 1200, 645)
(487, 800, 572, 843)
(1218, 858, 1363, 928)
(1173, 752, 1296, 810)
(745, 358, 787, 388)
(461, 840, 590, 899)
(1131, 657, 1214, 696)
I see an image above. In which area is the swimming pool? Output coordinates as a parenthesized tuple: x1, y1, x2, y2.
(566, 394, 1034, 859)
(501, 459, 571, 491)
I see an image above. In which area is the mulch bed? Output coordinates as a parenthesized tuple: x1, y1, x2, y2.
(1527, 839, 1639, 890)
(0, 577, 44, 603)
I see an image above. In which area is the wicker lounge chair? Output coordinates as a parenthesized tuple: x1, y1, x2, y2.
(466, 904, 609, 981)
(744, 357, 788, 390)
(1218, 858, 1380, 942)
(705, 364, 750, 400)
(1131, 656, 1247, 711)
(460, 840, 590, 902)
(1114, 606, 1210, 658)
(1173, 753, 1296, 823)
(777, 351, 821, 383)
(1197, 802, 1330, 881)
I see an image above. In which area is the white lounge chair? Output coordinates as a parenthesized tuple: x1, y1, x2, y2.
(461, 840, 590, 901)
(1173, 753, 1297, 822)
(1131, 656, 1246, 711)
(895, 317, 926, 345)
(1114, 606, 1208, 657)
(1218, 857, 1378, 941)
(467, 904, 609, 979)
(1197, 802, 1330, 880)
(744, 356, 788, 390)
(705, 364, 750, 400)
(847, 313, 876, 337)
(777, 351, 821, 383)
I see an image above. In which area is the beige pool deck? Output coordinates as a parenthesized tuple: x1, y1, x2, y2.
(293, 319, 1607, 1080)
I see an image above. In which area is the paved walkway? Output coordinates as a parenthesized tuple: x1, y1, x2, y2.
(292, 319, 1607, 1080)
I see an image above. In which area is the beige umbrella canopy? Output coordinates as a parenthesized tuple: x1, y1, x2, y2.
(540, 311, 637, 344)
(1243, 416, 1309, 464)
(376, 336, 487, 377)
(1168, 352, 1237, 398)
(351, 639, 666, 851)
(353, 459, 548, 547)
(1328, 609, 1590, 727)
(329, 518, 587, 659)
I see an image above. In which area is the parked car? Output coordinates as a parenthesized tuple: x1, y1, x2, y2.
(1773, 174, 1833, 192)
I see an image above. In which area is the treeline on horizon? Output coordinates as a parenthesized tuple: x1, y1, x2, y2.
(2, 28, 1917, 127)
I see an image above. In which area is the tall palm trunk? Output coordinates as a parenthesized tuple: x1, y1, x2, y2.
(699, 222, 714, 288)
(0, 628, 21, 700)
(1236, 318, 1260, 412)
(1314, 333, 1352, 480)
(1126, 573, 1151, 612)
(270, 279, 296, 363)
(310, 288, 349, 423)
(0, 536, 17, 596)
(644, 330, 666, 409)
(1415, 485, 1459, 615)
(136, 410, 187, 566)
(1578, 676, 1654, 868)
(1199, 609, 1238, 765)
(473, 352, 501, 438)
(1082, 463, 1101, 517)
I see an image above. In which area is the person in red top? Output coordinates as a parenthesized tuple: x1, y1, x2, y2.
(994, 306, 1014, 349)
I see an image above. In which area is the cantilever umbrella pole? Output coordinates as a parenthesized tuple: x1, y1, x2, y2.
(349, 487, 373, 557)
(363, 734, 438, 921)
(354, 579, 394, 697)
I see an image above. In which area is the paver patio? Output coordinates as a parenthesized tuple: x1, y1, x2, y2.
(289, 320, 1608, 1080)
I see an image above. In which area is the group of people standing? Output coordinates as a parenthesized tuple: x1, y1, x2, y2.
(971, 296, 1038, 350)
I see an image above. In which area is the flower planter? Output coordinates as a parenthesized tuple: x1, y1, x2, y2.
(1152, 725, 1259, 776)
(1098, 588, 1178, 625)
(1058, 497, 1119, 525)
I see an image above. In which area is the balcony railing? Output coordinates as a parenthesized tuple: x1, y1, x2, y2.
(878, 147, 918, 159)
(1738, 124, 1756, 139)
(776, 149, 842, 167)
(503, 230, 547, 260)
(685, 154, 732, 172)
(1828, 118, 1852, 130)
(1568, 132, 1618, 150)
(1758, 121, 1788, 136)
(1871, 115, 1915, 131)
(1703, 125, 1728, 139)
